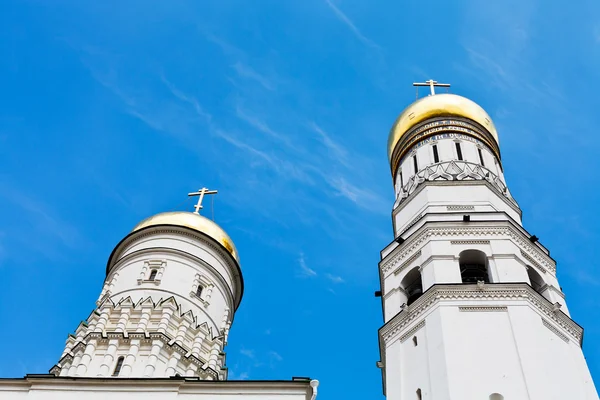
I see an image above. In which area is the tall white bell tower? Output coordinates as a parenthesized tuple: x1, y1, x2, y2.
(51, 191, 243, 380)
(377, 85, 598, 400)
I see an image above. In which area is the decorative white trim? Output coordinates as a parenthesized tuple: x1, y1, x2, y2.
(400, 321, 426, 343)
(542, 318, 570, 343)
(380, 223, 556, 275)
(520, 250, 548, 274)
(393, 250, 422, 276)
(447, 205, 475, 211)
(459, 306, 507, 312)
(379, 284, 581, 345)
(451, 240, 491, 245)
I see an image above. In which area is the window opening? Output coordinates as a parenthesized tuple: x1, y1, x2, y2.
(112, 356, 124, 377)
(416, 388, 422, 400)
(196, 285, 203, 298)
(432, 144, 439, 163)
(148, 269, 158, 281)
(478, 148, 485, 166)
(402, 268, 423, 306)
(399, 171, 403, 188)
(459, 250, 489, 284)
(527, 266, 545, 294)
(455, 142, 463, 161)
(413, 155, 418, 173)
(412, 336, 418, 346)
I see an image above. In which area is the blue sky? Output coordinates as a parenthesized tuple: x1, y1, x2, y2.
(1, 0, 600, 398)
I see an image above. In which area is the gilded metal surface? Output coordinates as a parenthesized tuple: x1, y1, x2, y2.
(387, 93, 499, 162)
(132, 211, 239, 262)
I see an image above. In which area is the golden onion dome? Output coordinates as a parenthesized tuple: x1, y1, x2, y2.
(387, 93, 499, 163)
(132, 211, 239, 263)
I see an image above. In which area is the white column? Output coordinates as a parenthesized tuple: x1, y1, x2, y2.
(116, 308, 131, 332)
(190, 332, 205, 359)
(94, 309, 110, 333)
(174, 320, 189, 345)
(97, 339, 119, 376)
(75, 339, 97, 376)
(207, 341, 221, 369)
(185, 362, 198, 377)
(120, 339, 140, 377)
(67, 350, 83, 376)
(143, 340, 164, 377)
(157, 307, 174, 333)
(164, 352, 181, 377)
(137, 307, 152, 332)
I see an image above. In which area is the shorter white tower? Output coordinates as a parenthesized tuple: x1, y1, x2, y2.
(51, 199, 243, 380)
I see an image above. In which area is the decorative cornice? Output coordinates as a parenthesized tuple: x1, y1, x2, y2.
(379, 284, 582, 346)
(394, 161, 516, 209)
(447, 205, 475, 211)
(399, 320, 426, 343)
(52, 330, 219, 379)
(380, 223, 556, 276)
(459, 306, 507, 312)
(542, 318, 570, 343)
(450, 240, 491, 245)
(393, 250, 422, 276)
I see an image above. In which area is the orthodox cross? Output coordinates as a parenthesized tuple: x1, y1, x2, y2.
(188, 187, 218, 214)
(413, 80, 451, 98)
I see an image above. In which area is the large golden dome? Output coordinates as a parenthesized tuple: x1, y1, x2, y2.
(132, 211, 239, 262)
(387, 93, 499, 163)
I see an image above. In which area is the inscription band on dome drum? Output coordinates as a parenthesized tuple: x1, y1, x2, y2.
(390, 116, 501, 182)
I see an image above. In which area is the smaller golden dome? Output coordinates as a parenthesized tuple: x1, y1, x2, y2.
(388, 93, 499, 163)
(132, 211, 239, 263)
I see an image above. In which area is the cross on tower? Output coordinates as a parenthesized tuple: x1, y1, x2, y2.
(188, 187, 218, 215)
(413, 79, 451, 98)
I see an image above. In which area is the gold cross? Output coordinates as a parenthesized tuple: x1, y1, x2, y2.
(188, 187, 218, 215)
(413, 80, 451, 98)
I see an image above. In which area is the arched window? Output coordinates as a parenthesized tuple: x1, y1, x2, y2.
(196, 285, 203, 298)
(459, 250, 489, 284)
(148, 269, 158, 281)
(401, 267, 423, 306)
(527, 266, 545, 294)
(112, 356, 124, 377)
(416, 388, 423, 400)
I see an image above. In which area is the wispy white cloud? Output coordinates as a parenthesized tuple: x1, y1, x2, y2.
(298, 252, 317, 277)
(309, 122, 349, 167)
(232, 62, 276, 91)
(269, 351, 283, 362)
(325, 273, 344, 284)
(240, 348, 255, 359)
(235, 105, 293, 148)
(323, 0, 380, 49)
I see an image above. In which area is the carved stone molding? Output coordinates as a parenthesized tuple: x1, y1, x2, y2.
(394, 161, 516, 208)
(447, 205, 475, 211)
(380, 223, 556, 276)
(450, 240, 491, 245)
(542, 318, 570, 343)
(379, 284, 582, 346)
(393, 250, 422, 276)
(400, 321, 426, 343)
(459, 306, 507, 312)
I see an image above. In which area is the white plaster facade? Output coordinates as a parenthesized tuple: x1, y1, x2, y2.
(379, 100, 599, 399)
(0, 376, 318, 400)
(50, 220, 244, 380)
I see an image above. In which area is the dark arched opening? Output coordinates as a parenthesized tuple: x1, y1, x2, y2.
(459, 250, 489, 283)
(402, 267, 423, 306)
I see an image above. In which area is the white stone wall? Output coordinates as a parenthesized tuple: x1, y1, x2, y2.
(0, 378, 318, 400)
(53, 226, 241, 380)
(380, 129, 599, 399)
